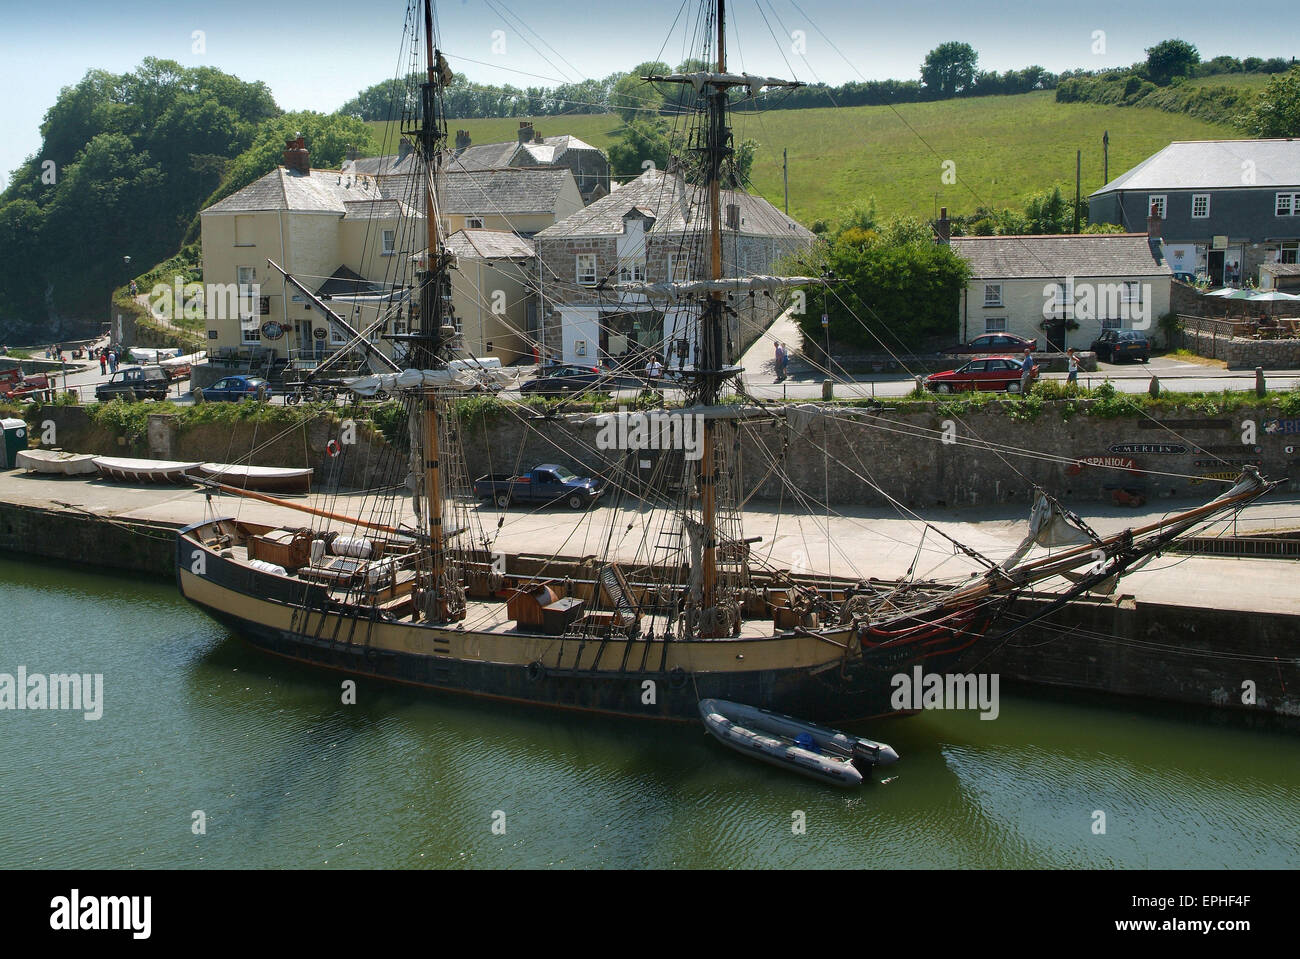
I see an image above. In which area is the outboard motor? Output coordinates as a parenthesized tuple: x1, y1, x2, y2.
(850, 740, 900, 774)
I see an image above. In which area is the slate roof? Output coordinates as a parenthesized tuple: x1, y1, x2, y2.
(342, 198, 419, 220)
(317, 265, 383, 297)
(440, 134, 604, 173)
(949, 234, 1173, 279)
(203, 167, 386, 215)
(1091, 139, 1300, 195)
(1262, 263, 1300, 276)
(445, 229, 536, 260)
(378, 167, 577, 215)
(535, 169, 813, 241)
(347, 153, 418, 176)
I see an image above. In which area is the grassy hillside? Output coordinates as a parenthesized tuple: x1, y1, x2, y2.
(366, 90, 1239, 225)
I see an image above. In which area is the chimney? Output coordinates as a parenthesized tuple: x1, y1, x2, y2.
(1147, 203, 1163, 239)
(454, 130, 471, 151)
(937, 207, 951, 245)
(283, 135, 310, 174)
(517, 121, 534, 144)
(345, 144, 358, 163)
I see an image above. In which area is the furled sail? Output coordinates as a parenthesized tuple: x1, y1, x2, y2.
(610, 276, 828, 297)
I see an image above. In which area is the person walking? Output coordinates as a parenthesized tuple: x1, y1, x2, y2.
(1018, 347, 1036, 394)
(1066, 348, 1079, 386)
(98, 351, 107, 375)
(774, 342, 787, 383)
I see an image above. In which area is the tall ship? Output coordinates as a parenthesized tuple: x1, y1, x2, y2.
(176, 0, 1277, 722)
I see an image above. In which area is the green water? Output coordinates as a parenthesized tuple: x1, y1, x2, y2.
(1, 554, 1297, 869)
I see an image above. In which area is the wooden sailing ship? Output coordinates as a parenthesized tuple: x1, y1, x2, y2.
(176, 0, 1278, 723)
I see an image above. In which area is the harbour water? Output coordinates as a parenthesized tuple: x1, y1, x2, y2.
(2, 554, 1297, 870)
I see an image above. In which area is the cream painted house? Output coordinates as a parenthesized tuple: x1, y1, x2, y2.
(198, 138, 580, 369)
(444, 229, 537, 364)
(949, 233, 1173, 351)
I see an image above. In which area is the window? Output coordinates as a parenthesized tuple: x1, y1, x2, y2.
(576, 254, 596, 285)
(1147, 195, 1166, 219)
(237, 266, 256, 288)
(1102, 317, 1122, 331)
(1280, 241, 1299, 265)
(1276, 193, 1299, 217)
(618, 260, 646, 282)
(382, 229, 396, 254)
(983, 284, 1002, 307)
(984, 317, 1007, 333)
(466, 217, 485, 229)
(1122, 281, 1142, 303)
(575, 339, 587, 357)
(330, 325, 346, 345)
(668, 254, 690, 282)
(241, 326, 261, 344)
(1192, 194, 1210, 218)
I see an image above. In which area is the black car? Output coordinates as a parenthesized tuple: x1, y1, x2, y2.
(95, 365, 170, 402)
(519, 364, 611, 397)
(1090, 329, 1150, 363)
(940, 333, 1038, 355)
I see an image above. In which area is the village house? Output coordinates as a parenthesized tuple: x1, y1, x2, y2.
(1087, 139, 1300, 287)
(533, 168, 815, 368)
(197, 137, 581, 372)
(355, 121, 609, 203)
(949, 222, 1172, 351)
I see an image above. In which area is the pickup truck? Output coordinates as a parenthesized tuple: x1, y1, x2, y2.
(0, 367, 52, 401)
(473, 464, 602, 509)
(95, 365, 170, 402)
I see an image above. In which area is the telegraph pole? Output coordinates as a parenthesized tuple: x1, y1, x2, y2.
(1073, 150, 1081, 234)
(783, 148, 788, 214)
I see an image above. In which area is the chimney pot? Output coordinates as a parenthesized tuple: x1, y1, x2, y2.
(937, 208, 951, 244)
(283, 136, 310, 174)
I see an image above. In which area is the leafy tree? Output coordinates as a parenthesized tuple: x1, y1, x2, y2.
(921, 42, 978, 98)
(609, 62, 673, 124)
(1145, 39, 1200, 86)
(792, 217, 968, 350)
(1239, 66, 1300, 136)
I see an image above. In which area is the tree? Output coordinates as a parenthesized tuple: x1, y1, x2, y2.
(1145, 39, 1200, 86)
(792, 216, 968, 350)
(1239, 66, 1300, 137)
(609, 62, 672, 124)
(921, 43, 978, 98)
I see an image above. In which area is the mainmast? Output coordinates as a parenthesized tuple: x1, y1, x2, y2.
(639, 1, 802, 636)
(396, 0, 462, 622)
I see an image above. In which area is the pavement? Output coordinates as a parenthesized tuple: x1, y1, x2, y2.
(3, 469, 1298, 616)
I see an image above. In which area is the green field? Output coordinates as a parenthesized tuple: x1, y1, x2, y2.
(367, 90, 1240, 225)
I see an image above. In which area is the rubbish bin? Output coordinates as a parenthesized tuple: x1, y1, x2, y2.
(1, 418, 28, 469)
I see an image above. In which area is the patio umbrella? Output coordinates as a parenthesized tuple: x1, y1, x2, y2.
(1248, 290, 1300, 301)
(1203, 288, 1236, 297)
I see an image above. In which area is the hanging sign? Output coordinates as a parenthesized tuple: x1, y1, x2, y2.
(1108, 443, 1185, 455)
(1066, 455, 1139, 476)
(260, 321, 285, 341)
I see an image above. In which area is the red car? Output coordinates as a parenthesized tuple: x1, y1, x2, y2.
(939, 333, 1038, 355)
(925, 356, 1038, 394)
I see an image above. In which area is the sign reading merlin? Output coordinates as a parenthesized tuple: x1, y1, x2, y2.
(1109, 443, 1186, 455)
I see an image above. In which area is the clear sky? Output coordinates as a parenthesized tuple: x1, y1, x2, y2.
(2, 0, 1295, 191)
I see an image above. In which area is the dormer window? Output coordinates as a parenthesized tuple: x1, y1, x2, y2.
(726, 203, 740, 230)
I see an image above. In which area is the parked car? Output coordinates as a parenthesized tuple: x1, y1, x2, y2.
(925, 356, 1038, 394)
(95, 365, 170, 402)
(200, 375, 270, 402)
(473, 464, 603, 509)
(1090, 329, 1150, 363)
(1172, 271, 1198, 285)
(519, 364, 611, 397)
(939, 333, 1038, 355)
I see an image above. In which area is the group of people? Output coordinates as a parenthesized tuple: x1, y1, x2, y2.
(773, 342, 790, 382)
(98, 346, 121, 375)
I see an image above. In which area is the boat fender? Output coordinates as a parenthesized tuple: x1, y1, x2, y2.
(526, 661, 545, 682)
(332, 536, 374, 559)
(310, 539, 327, 565)
(668, 667, 688, 690)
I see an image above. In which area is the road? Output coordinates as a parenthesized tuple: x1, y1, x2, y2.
(27, 350, 1300, 408)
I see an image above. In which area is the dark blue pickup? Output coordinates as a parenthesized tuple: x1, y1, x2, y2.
(473, 464, 602, 510)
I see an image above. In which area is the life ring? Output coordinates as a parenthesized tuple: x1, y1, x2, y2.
(668, 667, 687, 690)
(326, 439, 342, 458)
(526, 661, 545, 682)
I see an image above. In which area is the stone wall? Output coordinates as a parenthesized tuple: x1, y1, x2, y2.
(1181, 327, 1300, 369)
